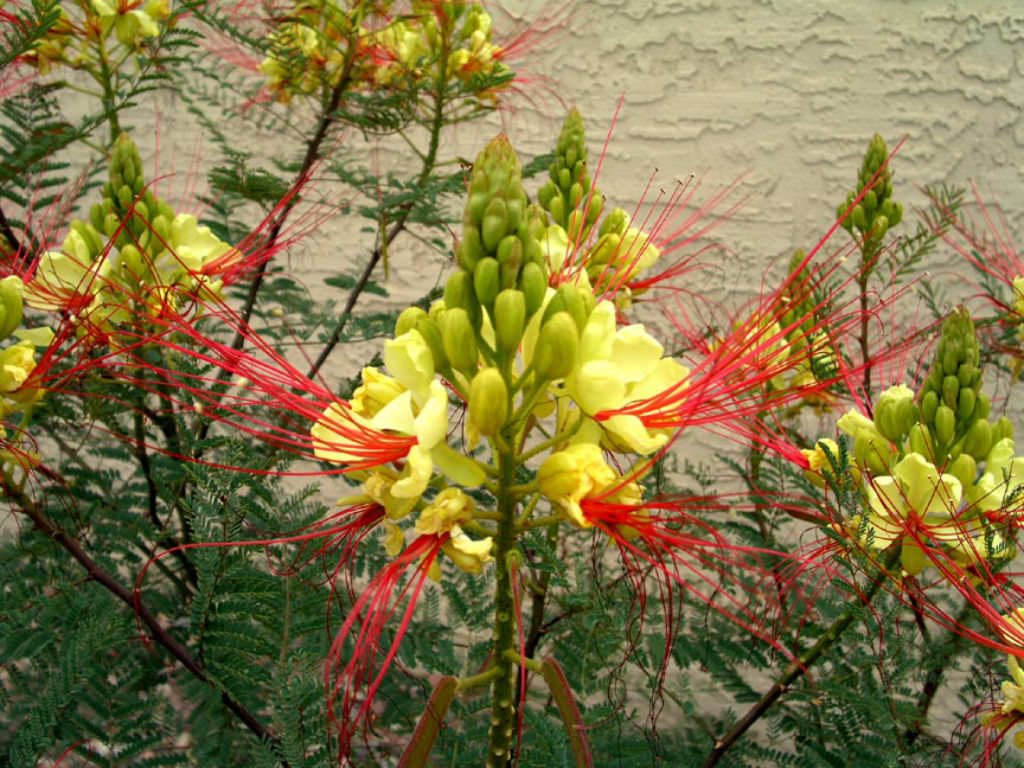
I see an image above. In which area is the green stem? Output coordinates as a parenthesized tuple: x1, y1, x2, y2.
(486, 446, 520, 767)
(699, 547, 899, 768)
(94, 38, 121, 140)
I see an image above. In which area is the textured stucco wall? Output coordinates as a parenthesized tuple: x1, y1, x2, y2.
(485, 0, 1024, 307)
(123, 1, 1024, 333)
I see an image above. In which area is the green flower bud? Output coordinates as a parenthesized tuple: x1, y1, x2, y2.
(994, 416, 1014, 443)
(934, 404, 956, 447)
(90, 203, 106, 232)
(871, 214, 889, 239)
(468, 367, 508, 437)
(520, 262, 547, 318)
(444, 270, 474, 314)
(863, 189, 877, 213)
(0, 275, 25, 340)
(851, 204, 867, 230)
(534, 311, 577, 381)
(396, 306, 428, 336)
(415, 316, 448, 371)
(974, 392, 991, 422)
(473, 257, 501, 308)
(543, 283, 589, 335)
(441, 308, 478, 376)
(942, 375, 959, 408)
(548, 195, 566, 227)
(120, 244, 145, 277)
(599, 207, 629, 238)
(458, 227, 485, 272)
(957, 387, 976, 423)
(875, 384, 916, 443)
(963, 418, 993, 461)
(908, 423, 933, 457)
(481, 197, 509, 253)
(947, 452, 977, 491)
(494, 289, 526, 353)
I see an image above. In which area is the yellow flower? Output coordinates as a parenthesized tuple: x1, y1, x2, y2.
(415, 488, 492, 574)
(852, 452, 962, 575)
(350, 367, 405, 419)
(566, 301, 687, 454)
(538, 443, 616, 527)
(0, 341, 36, 393)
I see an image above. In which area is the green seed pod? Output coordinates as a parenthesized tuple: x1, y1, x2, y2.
(441, 308, 478, 376)
(468, 368, 509, 437)
(957, 364, 977, 388)
(474, 257, 501, 308)
(963, 418, 993, 461)
(934, 404, 955, 447)
(395, 306, 428, 337)
(103, 212, 121, 239)
(520, 262, 547, 318)
(533, 311, 577, 381)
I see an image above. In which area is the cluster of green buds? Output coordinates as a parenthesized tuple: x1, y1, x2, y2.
(13, 0, 170, 75)
(532, 110, 669, 312)
(261, 0, 511, 105)
(837, 134, 903, 245)
(817, 307, 1021, 576)
(311, 125, 695, 764)
(914, 307, 992, 460)
(27, 134, 238, 326)
(537, 108, 603, 243)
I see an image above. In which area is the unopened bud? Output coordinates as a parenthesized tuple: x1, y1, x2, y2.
(469, 368, 508, 436)
(493, 289, 526, 353)
(534, 311, 577, 380)
(874, 384, 916, 443)
(395, 306, 428, 336)
(520, 262, 547, 317)
(474, 257, 501, 307)
(442, 308, 478, 375)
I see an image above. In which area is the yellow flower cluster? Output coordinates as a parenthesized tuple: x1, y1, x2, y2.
(260, 0, 510, 104)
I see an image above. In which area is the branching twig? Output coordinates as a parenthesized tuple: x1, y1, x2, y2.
(14, 491, 288, 763)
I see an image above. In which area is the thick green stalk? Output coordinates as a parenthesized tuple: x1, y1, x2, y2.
(486, 447, 520, 767)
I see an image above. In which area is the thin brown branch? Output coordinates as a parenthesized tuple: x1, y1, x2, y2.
(14, 491, 287, 763)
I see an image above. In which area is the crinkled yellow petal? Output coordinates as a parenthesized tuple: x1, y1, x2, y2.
(601, 414, 668, 455)
(391, 443, 432, 498)
(611, 324, 663, 384)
